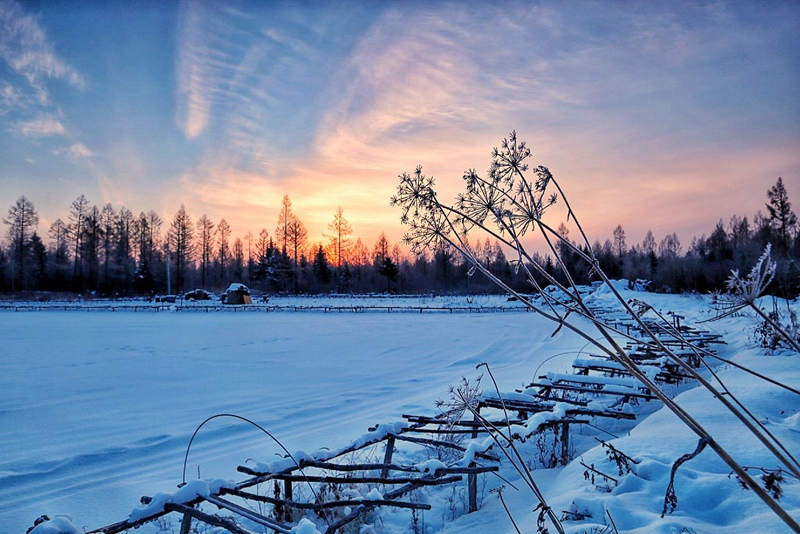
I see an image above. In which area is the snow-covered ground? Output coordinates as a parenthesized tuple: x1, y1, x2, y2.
(2, 291, 798, 533)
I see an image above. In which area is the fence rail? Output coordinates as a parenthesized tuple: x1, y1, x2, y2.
(0, 303, 531, 314)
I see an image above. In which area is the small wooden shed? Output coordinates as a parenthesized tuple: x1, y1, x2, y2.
(223, 283, 252, 305)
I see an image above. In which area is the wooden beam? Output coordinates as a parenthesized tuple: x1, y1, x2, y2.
(204, 495, 292, 533)
(221, 488, 431, 511)
(163, 503, 254, 534)
(391, 434, 500, 461)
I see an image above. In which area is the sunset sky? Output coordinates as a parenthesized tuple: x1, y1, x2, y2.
(1, 0, 798, 253)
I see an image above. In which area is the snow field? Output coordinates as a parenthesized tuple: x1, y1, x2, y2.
(3, 290, 799, 533)
(1, 297, 572, 533)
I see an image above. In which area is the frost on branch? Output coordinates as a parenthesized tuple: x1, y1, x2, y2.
(390, 131, 558, 258)
(724, 244, 776, 307)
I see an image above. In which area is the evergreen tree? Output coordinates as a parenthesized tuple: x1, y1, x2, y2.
(29, 232, 47, 288)
(766, 177, 797, 251)
(312, 244, 331, 285)
(378, 256, 399, 291)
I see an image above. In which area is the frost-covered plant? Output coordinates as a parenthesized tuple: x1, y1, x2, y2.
(720, 244, 800, 353)
(726, 244, 777, 306)
(432, 376, 482, 463)
(598, 439, 638, 477)
(751, 300, 800, 353)
(391, 132, 800, 531)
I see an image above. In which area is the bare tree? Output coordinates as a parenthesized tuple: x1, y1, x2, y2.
(642, 229, 656, 254)
(373, 232, 389, 266)
(82, 205, 102, 290)
(48, 218, 70, 284)
(100, 204, 116, 285)
(3, 196, 39, 290)
(216, 218, 231, 285)
(68, 194, 90, 284)
(196, 215, 215, 289)
(275, 194, 292, 254)
(114, 207, 135, 289)
(232, 237, 244, 282)
(169, 205, 194, 293)
(325, 206, 352, 268)
(613, 224, 627, 258)
(256, 228, 270, 261)
(658, 232, 682, 257)
(286, 214, 308, 267)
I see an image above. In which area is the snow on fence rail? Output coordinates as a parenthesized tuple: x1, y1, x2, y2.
(1, 302, 532, 314)
(77, 418, 501, 534)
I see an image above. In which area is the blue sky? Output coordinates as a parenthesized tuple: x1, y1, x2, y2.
(1, 0, 798, 252)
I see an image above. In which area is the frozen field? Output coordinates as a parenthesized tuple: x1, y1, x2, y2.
(1, 295, 564, 532)
(2, 291, 798, 533)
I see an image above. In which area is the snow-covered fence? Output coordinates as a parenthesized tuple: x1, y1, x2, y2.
(81, 419, 499, 534)
(2, 300, 533, 314)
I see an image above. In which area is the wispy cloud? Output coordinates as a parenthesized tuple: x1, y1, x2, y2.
(53, 142, 92, 159)
(175, 1, 263, 140)
(11, 113, 65, 137)
(168, 1, 799, 247)
(0, 0, 84, 108)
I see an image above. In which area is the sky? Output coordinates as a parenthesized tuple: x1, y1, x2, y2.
(1, 0, 799, 254)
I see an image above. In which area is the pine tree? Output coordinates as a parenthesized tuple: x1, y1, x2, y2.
(313, 244, 331, 285)
(766, 177, 797, 251)
(68, 194, 90, 286)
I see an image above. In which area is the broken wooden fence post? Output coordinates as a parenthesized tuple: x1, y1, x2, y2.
(561, 422, 570, 465)
(284, 478, 293, 522)
(382, 436, 396, 478)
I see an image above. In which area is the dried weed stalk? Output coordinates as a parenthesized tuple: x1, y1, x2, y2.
(391, 132, 800, 531)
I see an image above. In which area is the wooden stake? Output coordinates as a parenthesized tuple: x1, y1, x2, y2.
(179, 510, 192, 534)
(382, 436, 395, 478)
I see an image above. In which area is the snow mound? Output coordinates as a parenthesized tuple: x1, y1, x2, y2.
(28, 516, 80, 534)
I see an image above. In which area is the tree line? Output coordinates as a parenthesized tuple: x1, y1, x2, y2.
(2, 178, 798, 298)
(533, 177, 799, 298)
